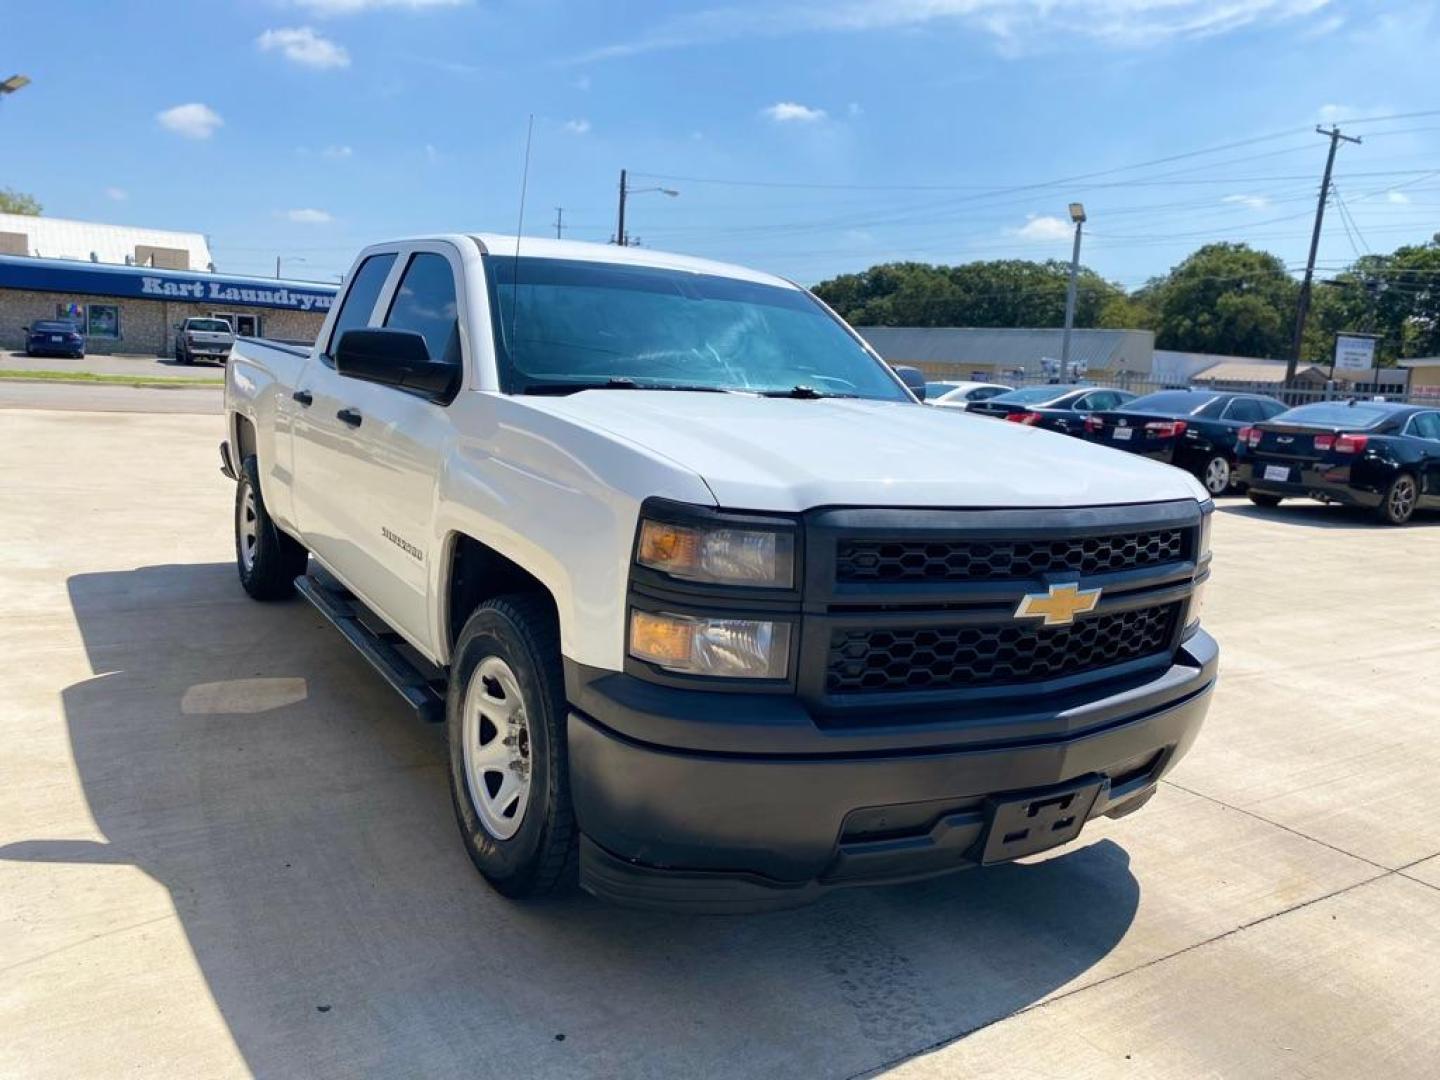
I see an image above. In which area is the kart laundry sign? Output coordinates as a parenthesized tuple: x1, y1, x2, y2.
(139, 275, 334, 311)
(0, 254, 337, 313)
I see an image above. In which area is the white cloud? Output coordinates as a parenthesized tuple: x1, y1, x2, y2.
(563, 118, 591, 134)
(1222, 193, 1270, 210)
(322, 144, 354, 158)
(1016, 214, 1072, 241)
(763, 101, 826, 123)
(1387, 191, 1411, 204)
(294, 0, 465, 15)
(258, 27, 351, 69)
(104, 187, 128, 201)
(847, 101, 863, 117)
(286, 208, 334, 223)
(577, 1, 1335, 62)
(157, 103, 223, 139)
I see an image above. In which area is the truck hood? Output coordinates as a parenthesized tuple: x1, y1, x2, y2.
(521, 391, 1208, 511)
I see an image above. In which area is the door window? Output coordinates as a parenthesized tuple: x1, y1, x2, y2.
(327, 253, 397, 356)
(385, 252, 462, 366)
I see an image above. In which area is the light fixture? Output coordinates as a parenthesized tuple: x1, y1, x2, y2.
(1, 74, 32, 95)
(1068, 202, 1087, 224)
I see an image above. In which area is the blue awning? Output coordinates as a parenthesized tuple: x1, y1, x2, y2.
(0, 255, 337, 313)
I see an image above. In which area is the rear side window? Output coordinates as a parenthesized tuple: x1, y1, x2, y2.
(1258, 399, 1287, 419)
(1409, 412, 1440, 440)
(1224, 398, 1265, 423)
(385, 253, 461, 366)
(327, 253, 396, 356)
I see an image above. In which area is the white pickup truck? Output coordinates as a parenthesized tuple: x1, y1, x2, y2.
(222, 235, 1217, 911)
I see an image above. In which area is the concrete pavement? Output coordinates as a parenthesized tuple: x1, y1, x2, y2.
(1, 408, 1437, 1079)
(2, 348, 226, 377)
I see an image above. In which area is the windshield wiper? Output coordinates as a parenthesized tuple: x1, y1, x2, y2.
(521, 378, 733, 396)
(760, 385, 858, 399)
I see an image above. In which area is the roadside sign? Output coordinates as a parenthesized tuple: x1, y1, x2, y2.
(1334, 333, 1377, 373)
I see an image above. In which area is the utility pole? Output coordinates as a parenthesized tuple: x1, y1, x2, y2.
(1060, 203, 1087, 379)
(1287, 125, 1361, 384)
(615, 169, 628, 246)
(553, 206, 565, 239)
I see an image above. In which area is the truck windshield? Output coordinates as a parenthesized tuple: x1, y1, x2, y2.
(485, 255, 909, 400)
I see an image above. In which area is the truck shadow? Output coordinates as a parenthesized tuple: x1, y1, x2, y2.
(3, 563, 1141, 1079)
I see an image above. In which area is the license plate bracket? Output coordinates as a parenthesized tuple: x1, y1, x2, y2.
(978, 776, 1106, 865)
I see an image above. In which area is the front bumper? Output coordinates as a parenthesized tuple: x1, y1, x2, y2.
(568, 629, 1217, 911)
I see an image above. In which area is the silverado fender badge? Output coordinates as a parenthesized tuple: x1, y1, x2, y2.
(1015, 583, 1102, 627)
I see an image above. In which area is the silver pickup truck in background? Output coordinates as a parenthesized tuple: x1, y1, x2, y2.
(174, 317, 235, 365)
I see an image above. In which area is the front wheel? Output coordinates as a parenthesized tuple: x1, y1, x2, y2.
(235, 455, 308, 599)
(1376, 473, 1418, 525)
(1200, 455, 1232, 496)
(1248, 492, 1283, 508)
(447, 594, 577, 899)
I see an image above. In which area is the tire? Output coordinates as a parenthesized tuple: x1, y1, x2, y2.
(1376, 473, 1418, 526)
(1248, 492, 1283, 508)
(1200, 454, 1233, 496)
(235, 455, 308, 600)
(447, 594, 577, 899)
(177, 349, 192, 365)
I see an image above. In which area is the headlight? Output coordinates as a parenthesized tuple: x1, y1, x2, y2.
(1197, 500, 1214, 560)
(637, 518, 795, 588)
(629, 609, 791, 679)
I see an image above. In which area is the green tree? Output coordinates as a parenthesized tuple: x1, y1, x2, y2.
(0, 188, 42, 215)
(812, 259, 1128, 329)
(1307, 234, 1440, 363)
(1141, 243, 1297, 358)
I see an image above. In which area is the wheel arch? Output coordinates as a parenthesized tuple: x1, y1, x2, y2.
(440, 532, 560, 666)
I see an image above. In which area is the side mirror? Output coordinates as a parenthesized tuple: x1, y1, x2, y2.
(334, 327, 459, 402)
(891, 364, 927, 400)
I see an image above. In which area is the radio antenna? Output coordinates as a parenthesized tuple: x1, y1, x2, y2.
(509, 113, 534, 357)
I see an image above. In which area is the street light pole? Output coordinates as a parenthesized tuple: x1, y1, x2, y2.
(614, 169, 678, 245)
(1060, 202, 1087, 379)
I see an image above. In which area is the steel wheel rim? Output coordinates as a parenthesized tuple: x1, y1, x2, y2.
(1204, 457, 1230, 494)
(461, 655, 532, 840)
(1391, 478, 1416, 520)
(238, 484, 259, 572)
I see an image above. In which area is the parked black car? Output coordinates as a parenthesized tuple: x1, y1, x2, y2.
(1236, 400, 1440, 524)
(1085, 389, 1288, 496)
(966, 385, 1137, 435)
(24, 320, 86, 359)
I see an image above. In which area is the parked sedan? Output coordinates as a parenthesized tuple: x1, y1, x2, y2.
(1086, 389, 1288, 496)
(1237, 400, 1440, 524)
(926, 380, 1013, 409)
(967, 385, 1137, 436)
(24, 320, 86, 359)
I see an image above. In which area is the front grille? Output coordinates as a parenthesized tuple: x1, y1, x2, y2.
(825, 603, 1179, 694)
(836, 529, 1186, 583)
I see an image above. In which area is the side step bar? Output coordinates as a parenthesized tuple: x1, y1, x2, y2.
(294, 572, 446, 723)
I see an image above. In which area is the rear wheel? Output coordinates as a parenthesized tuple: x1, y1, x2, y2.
(235, 455, 308, 599)
(1200, 455, 1232, 496)
(447, 594, 577, 899)
(1248, 492, 1282, 508)
(1376, 473, 1418, 525)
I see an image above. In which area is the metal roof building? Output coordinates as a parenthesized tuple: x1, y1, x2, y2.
(855, 326, 1154, 379)
(0, 212, 213, 270)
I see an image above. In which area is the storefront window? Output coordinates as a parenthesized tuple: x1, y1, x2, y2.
(87, 304, 120, 338)
(56, 301, 85, 327)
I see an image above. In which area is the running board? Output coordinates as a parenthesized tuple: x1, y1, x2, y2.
(294, 572, 446, 723)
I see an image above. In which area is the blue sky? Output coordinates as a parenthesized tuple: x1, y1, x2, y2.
(3, 0, 1437, 288)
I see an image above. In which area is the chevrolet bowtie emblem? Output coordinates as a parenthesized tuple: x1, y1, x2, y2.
(1014, 583, 1102, 627)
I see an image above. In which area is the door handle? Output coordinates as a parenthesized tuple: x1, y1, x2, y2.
(337, 407, 363, 428)
(292, 389, 313, 407)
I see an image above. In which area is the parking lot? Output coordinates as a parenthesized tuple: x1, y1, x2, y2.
(2, 403, 1438, 1079)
